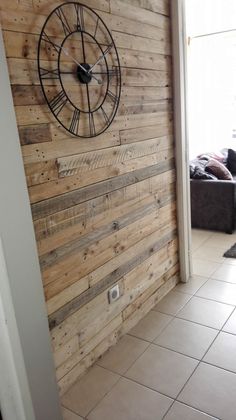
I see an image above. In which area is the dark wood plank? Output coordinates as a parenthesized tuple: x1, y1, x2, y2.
(31, 159, 175, 220)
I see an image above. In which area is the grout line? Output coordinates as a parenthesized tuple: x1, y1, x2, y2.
(162, 290, 236, 419)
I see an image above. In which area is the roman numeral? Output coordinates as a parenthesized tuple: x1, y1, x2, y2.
(101, 107, 109, 124)
(41, 31, 60, 54)
(89, 112, 96, 136)
(39, 67, 60, 80)
(49, 90, 67, 116)
(55, 8, 71, 36)
(74, 4, 85, 31)
(69, 109, 80, 135)
(107, 90, 119, 104)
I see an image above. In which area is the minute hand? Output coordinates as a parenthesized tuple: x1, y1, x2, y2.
(89, 43, 114, 73)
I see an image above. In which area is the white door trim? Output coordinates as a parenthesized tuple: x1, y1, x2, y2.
(171, 0, 192, 282)
(0, 28, 63, 420)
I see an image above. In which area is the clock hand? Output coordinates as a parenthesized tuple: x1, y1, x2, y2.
(61, 46, 102, 84)
(89, 43, 114, 73)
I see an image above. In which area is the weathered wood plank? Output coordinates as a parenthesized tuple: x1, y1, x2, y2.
(56, 252, 178, 379)
(119, 49, 171, 71)
(113, 31, 171, 55)
(31, 158, 175, 220)
(25, 159, 58, 186)
(110, 0, 170, 29)
(120, 122, 172, 144)
(121, 86, 172, 103)
(19, 124, 51, 145)
(11, 85, 44, 106)
(22, 131, 120, 164)
(42, 201, 175, 290)
(123, 0, 170, 16)
(43, 200, 176, 295)
(29, 148, 174, 203)
(0, 0, 110, 14)
(118, 99, 171, 116)
(35, 170, 175, 254)
(51, 252, 178, 354)
(122, 68, 170, 87)
(48, 225, 177, 329)
(57, 314, 122, 395)
(48, 235, 178, 316)
(57, 135, 173, 177)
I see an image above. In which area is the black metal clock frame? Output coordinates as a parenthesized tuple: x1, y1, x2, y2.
(37, 1, 121, 138)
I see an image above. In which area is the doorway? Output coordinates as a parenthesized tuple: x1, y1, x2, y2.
(183, 0, 236, 280)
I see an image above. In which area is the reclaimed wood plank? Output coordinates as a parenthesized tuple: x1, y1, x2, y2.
(57, 135, 173, 177)
(48, 225, 177, 329)
(19, 124, 51, 145)
(29, 148, 174, 203)
(110, 0, 170, 30)
(31, 158, 175, 220)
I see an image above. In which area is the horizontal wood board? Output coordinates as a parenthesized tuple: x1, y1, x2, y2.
(0, 0, 178, 394)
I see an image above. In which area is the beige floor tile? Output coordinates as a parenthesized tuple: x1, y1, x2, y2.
(204, 332, 236, 373)
(87, 377, 173, 420)
(153, 290, 191, 316)
(223, 309, 236, 334)
(96, 335, 149, 375)
(125, 344, 198, 398)
(128, 311, 172, 342)
(223, 258, 236, 266)
(178, 363, 236, 420)
(165, 401, 217, 420)
(196, 279, 236, 305)
(175, 276, 208, 295)
(212, 264, 236, 283)
(61, 365, 119, 417)
(192, 258, 221, 278)
(193, 246, 225, 264)
(177, 296, 234, 329)
(62, 407, 83, 420)
(191, 230, 213, 252)
(203, 234, 236, 249)
(154, 318, 217, 360)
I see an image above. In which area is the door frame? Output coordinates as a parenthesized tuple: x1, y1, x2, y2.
(171, 0, 192, 282)
(0, 29, 63, 420)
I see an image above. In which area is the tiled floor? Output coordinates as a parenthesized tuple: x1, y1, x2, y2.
(62, 229, 236, 420)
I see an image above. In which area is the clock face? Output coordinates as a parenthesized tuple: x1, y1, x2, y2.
(37, 2, 121, 138)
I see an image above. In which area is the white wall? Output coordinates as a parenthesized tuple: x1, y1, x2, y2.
(186, 0, 236, 159)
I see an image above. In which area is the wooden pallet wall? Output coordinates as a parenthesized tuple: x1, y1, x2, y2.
(0, 0, 179, 395)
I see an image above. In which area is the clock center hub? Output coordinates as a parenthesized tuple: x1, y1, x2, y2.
(77, 63, 92, 84)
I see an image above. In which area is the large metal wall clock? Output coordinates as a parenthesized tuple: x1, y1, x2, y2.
(37, 2, 121, 138)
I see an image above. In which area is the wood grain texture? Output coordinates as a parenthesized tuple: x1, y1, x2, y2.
(1, 0, 177, 392)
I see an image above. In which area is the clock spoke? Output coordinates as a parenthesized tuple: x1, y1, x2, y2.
(101, 106, 110, 124)
(107, 89, 119, 105)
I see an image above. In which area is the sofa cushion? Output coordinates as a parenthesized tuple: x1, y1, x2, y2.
(227, 149, 236, 174)
(205, 158, 233, 180)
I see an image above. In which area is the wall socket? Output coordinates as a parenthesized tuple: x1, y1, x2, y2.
(108, 284, 120, 304)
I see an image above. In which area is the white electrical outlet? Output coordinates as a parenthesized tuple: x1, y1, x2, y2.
(108, 284, 120, 303)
